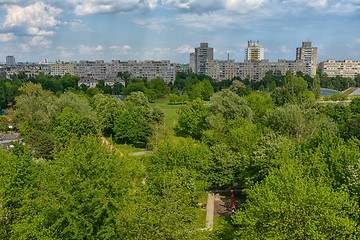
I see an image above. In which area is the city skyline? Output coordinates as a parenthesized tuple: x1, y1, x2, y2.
(0, 0, 359, 63)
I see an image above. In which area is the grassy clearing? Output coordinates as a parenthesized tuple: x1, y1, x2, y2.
(150, 98, 184, 130)
(105, 136, 146, 155)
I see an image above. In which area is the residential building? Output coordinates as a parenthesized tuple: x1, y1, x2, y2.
(193, 43, 214, 74)
(236, 59, 306, 81)
(50, 61, 76, 76)
(207, 60, 236, 81)
(75, 60, 107, 80)
(245, 40, 264, 61)
(109, 60, 176, 83)
(6, 56, 16, 66)
(296, 41, 317, 76)
(319, 60, 360, 79)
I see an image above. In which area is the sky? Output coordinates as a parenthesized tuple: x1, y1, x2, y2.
(0, 0, 359, 63)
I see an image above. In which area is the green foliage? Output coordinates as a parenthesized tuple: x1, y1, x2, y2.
(274, 72, 309, 105)
(233, 163, 359, 239)
(14, 83, 58, 128)
(264, 104, 338, 141)
(113, 107, 152, 147)
(169, 93, 181, 104)
(191, 80, 214, 101)
(146, 78, 170, 99)
(93, 94, 125, 135)
(324, 93, 348, 101)
(311, 74, 321, 99)
(176, 98, 208, 139)
(208, 89, 253, 121)
(244, 91, 275, 122)
(51, 107, 98, 144)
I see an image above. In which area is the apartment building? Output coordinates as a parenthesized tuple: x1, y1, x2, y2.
(75, 60, 107, 80)
(245, 40, 264, 61)
(296, 41, 317, 76)
(50, 61, 76, 76)
(193, 43, 214, 74)
(207, 59, 236, 81)
(319, 60, 360, 79)
(109, 60, 176, 83)
(236, 60, 306, 81)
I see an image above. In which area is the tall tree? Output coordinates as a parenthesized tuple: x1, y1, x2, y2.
(233, 163, 359, 239)
(176, 98, 208, 139)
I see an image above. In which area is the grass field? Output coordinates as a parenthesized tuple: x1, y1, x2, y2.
(150, 98, 184, 129)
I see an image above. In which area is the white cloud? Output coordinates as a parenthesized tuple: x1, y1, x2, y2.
(28, 36, 52, 47)
(176, 44, 193, 54)
(225, 0, 267, 12)
(278, 45, 290, 54)
(161, 0, 266, 13)
(18, 35, 52, 52)
(175, 11, 250, 30)
(356, 38, 360, 43)
(306, 0, 327, 8)
(0, 33, 16, 42)
(65, 20, 93, 32)
(3, 2, 62, 35)
(59, 50, 74, 58)
(79, 44, 104, 54)
(132, 18, 169, 31)
(110, 44, 133, 55)
(72, 0, 157, 15)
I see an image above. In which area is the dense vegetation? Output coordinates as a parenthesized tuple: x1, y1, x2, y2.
(0, 70, 360, 239)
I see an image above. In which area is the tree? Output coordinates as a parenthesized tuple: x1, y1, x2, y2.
(51, 107, 98, 145)
(264, 104, 338, 141)
(311, 74, 321, 99)
(14, 83, 58, 129)
(93, 94, 125, 135)
(244, 91, 275, 123)
(208, 89, 253, 121)
(147, 78, 170, 99)
(233, 163, 359, 239)
(192, 80, 214, 101)
(169, 94, 181, 104)
(176, 98, 208, 139)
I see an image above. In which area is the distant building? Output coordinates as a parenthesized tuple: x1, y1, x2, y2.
(207, 59, 236, 81)
(319, 60, 360, 79)
(75, 60, 107, 80)
(245, 40, 264, 61)
(236, 59, 306, 82)
(193, 43, 214, 74)
(6, 56, 16, 66)
(296, 41, 317, 76)
(176, 63, 190, 73)
(50, 61, 76, 76)
(189, 52, 195, 72)
(109, 60, 176, 83)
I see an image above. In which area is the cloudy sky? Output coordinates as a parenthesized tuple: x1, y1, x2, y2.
(0, 0, 359, 63)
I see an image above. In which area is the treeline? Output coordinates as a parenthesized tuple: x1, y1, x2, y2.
(0, 70, 360, 238)
(1, 70, 359, 109)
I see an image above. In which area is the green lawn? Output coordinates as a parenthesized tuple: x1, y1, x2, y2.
(150, 98, 184, 129)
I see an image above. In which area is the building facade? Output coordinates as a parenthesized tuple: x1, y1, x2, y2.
(50, 59, 176, 84)
(50, 61, 76, 76)
(296, 41, 317, 76)
(245, 40, 265, 61)
(194, 43, 214, 74)
(236, 60, 306, 82)
(6, 56, 16, 66)
(319, 60, 360, 79)
(207, 60, 236, 81)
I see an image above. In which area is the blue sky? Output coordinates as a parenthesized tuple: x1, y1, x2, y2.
(0, 0, 359, 63)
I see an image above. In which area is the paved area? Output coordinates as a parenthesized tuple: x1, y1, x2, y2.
(206, 192, 215, 230)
